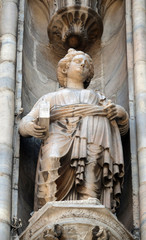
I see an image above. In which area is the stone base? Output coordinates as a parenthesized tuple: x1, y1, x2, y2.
(19, 198, 134, 240)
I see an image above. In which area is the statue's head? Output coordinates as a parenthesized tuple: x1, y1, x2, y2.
(57, 48, 94, 88)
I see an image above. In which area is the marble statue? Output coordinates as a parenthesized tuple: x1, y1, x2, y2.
(19, 48, 129, 212)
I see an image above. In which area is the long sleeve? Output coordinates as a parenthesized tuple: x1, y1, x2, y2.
(19, 101, 40, 137)
(117, 111, 129, 136)
(96, 92, 129, 136)
(19, 94, 52, 137)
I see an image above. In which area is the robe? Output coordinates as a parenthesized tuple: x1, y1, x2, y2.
(19, 88, 128, 212)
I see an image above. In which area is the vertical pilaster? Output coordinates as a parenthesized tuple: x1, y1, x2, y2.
(132, 0, 146, 239)
(0, 0, 18, 239)
(125, 0, 140, 238)
(11, 0, 25, 238)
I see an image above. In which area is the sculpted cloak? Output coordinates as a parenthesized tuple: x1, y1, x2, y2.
(19, 88, 128, 211)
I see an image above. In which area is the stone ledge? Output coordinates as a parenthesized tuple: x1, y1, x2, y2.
(20, 199, 134, 240)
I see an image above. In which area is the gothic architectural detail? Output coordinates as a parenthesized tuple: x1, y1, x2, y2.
(19, 49, 128, 212)
(48, 2, 103, 51)
(42, 224, 63, 240)
(19, 200, 134, 240)
(0, 0, 146, 239)
(11, 217, 22, 235)
(97, 0, 118, 17)
(92, 226, 111, 240)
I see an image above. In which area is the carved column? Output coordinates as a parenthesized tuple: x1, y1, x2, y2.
(132, 0, 146, 239)
(125, 0, 140, 238)
(0, 0, 18, 239)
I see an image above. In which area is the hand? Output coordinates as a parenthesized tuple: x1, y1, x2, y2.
(104, 103, 126, 121)
(25, 119, 47, 140)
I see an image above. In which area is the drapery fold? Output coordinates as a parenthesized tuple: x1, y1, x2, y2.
(27, 88, 127, 211)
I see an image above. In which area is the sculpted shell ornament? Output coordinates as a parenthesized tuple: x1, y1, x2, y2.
(48, 4, 103, 51)
(41, 0, 119, 52)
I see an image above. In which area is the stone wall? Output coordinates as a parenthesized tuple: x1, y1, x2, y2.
(89, 0, 128, 111)
(22, 0, 59, 115)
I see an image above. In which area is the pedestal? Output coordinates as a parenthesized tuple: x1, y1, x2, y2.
(19, 199, 134, 240)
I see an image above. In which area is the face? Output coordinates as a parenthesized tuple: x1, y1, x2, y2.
(66, 54, 90, 82)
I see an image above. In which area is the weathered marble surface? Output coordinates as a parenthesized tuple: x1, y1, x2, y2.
(48, 0, 103, 51)
(132, 0, 146, 239)
(125, 1, 140, 237)
(1, 1, 145, 240)
(22, 0, 128, 115)
(0, 0, 18, 239)
(19, 0, 131, 234)
(19, 49, 128, 216)
(19, 199, 134, 240)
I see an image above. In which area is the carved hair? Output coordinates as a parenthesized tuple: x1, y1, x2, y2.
(57, 48, 94, 88)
